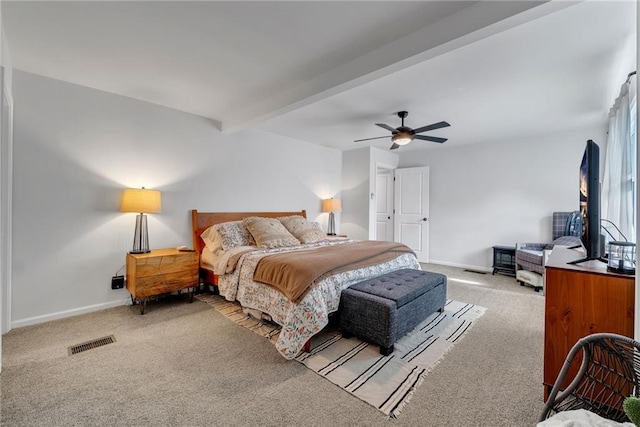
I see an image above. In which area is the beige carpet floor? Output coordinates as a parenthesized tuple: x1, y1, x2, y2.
(1, 264, 545, 426)
(197, 293, 487, 418)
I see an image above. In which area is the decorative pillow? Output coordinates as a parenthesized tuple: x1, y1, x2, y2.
(243, 216, 300, 248)
(200, 225, 223, 255)
(546, 235, 583, 250)
(216, 220, 255, 250)
(278, 215, 326, 244)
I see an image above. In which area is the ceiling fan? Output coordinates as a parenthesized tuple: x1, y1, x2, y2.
(354, 111, 450, 150)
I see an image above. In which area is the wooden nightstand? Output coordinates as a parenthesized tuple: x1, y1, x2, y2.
(126, 248, 199, 314)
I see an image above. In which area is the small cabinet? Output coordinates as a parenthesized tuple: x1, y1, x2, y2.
(126, 248, 199, 314)
(543, 247, 635, 399)
(492, 245, 516, 276)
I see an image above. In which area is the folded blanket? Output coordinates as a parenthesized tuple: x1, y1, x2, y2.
(253, 240, 415, 303)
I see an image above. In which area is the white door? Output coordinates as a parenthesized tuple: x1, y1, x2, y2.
(394, 167, 429, 263)
(375, 169, 394, 241)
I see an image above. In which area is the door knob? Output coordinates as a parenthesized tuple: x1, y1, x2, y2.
(422, 218, 427, 221)
(387, 216, 391, 220)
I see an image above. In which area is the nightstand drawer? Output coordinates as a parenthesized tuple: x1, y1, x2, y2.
(134, 253, 197, 277)
(132, 270, 199, 298)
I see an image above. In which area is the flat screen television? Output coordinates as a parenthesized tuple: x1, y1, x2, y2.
(570, 139, 602, 264)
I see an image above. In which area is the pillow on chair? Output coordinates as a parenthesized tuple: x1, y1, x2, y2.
(546, 235, 582, 249)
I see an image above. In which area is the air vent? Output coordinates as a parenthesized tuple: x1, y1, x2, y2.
(68, 335, 116, 356)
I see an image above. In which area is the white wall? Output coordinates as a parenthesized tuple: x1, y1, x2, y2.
(0, 3, 14, 372)
(11, 70, 342, 328)
(398, 128, 607, 271)
(342, 147, 370, 240)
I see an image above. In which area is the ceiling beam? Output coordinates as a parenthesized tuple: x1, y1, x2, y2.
(221, 0, 578, 133)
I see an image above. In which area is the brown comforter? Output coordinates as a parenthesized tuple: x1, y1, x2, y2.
(253, 240, 415, 303)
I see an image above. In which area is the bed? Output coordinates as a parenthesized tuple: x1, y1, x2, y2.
(191, 209, 420, 359)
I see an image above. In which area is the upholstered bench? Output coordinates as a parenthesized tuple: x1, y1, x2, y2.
(339, 269, 447, 355)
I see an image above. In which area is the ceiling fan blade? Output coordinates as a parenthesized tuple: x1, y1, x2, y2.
(375, 123, 397, 133)
(414, 135, 447, 143)
(389, 143, 400, 150)
(354, 135, 391, 143)
(412, 121, 451, 134)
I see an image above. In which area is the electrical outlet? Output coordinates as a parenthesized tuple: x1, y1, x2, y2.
(111, 275, 125, 289)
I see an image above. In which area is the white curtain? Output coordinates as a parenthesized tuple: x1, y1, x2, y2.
(601, 76, 637, 243)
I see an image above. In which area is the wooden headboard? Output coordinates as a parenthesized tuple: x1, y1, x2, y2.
(191, 209, 307, 255)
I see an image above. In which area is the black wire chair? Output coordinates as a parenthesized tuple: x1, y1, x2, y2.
(540, 333, 640, 422)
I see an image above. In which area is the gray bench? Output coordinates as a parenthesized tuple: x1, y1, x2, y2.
(339, 269, 447, 355)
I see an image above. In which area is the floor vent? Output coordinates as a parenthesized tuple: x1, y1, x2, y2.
(68, 335, 116, 356)
(463, 269, 487, 275)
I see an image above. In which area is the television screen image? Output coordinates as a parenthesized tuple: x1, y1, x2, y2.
(579, 150, 589, 247)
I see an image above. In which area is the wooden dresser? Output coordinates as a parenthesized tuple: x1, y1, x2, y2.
(126, 248, 199, 314)
(543, 246, 635, 398)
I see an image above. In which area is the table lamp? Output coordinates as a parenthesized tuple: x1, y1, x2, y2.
(120, 187, 162, 254)
(322, 198, 341, 235)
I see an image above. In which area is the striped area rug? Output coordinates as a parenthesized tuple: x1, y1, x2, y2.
(196, 294, 485, 419)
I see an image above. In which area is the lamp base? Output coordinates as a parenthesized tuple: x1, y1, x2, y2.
(327, 212, 336, 235)
(131, 213, 150, 254)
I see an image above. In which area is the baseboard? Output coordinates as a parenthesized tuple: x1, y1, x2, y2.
(9, 261, 490, 330)
(10, 298, 131, 330)
(426, 259, 492, 274)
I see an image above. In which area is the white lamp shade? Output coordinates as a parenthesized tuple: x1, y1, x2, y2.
(120, 188, 162, 214)
(322, 198, 342, 213)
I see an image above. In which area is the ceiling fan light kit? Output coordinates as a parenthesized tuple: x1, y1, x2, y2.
(392, 133, 413, 145)
(355, 110, 450, 150)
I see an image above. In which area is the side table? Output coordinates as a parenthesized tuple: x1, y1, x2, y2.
(126, 248, 199, 314)
(492, 245, 516, 276)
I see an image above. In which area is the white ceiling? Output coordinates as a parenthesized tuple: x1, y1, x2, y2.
(3, 1, 637, 152)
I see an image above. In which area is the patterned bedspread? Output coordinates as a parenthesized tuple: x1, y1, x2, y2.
(217, 239, 420, 359)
